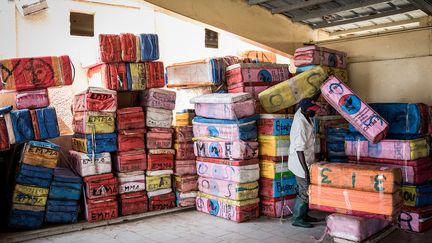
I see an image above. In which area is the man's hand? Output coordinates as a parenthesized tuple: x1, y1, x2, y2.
(296, 151, 310, 183)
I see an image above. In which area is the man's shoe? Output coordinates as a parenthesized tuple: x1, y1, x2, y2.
(292, 219, 313, 228)
(304, 215, 319, 223)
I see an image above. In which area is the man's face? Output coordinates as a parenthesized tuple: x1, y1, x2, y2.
(305, 109, 316, 118)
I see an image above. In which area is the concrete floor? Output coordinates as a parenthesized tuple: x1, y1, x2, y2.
(24, 210, 432, 243)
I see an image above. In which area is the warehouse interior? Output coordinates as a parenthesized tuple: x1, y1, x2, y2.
(1, 0, 432, 242)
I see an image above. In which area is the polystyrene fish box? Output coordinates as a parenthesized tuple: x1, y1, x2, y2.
(69, 150, 112, 177)
(30, 107, 60, 140)
(192, 115, 258, 141)
(196, 157, 259, 183)
(226, 63, 290, 86)
(176, 191, 197, 207)
(117, 128, 146, 152)
(259, 156, 293, 179)
(112, 149, 147, 173)
(193, 140, 259, 160)
(13, 184, 49, 207)
(197, 177, 258, 200)
(83, 173, 118, 199)
(402, 183, 432, 208)
(146, 107, 173, 128)
(119, 191, 148, 216)
(0, 114, 9, 151)
(116, 107, 145, 131)
(399, 206, 432, 233)
(146, 127, 173, 149)
(294, 46, 347, 68)
(175, 175, 198, 192)
(140, 88, 176, 110)
(147, 149, 175, 171)
(174, 142, 195, 160)
(117, 171, 145, 194)
(259, 176, 298, 198)
(120, 33, 137, 62)
(196, 192, 259, 222)
(72, 133, 117, 153)
(21, 140, 60, 169)
(148, 192, 176, 211)
(87, 63, 128, 91)
(8, 204, 45, 229)
(84, 195, 118, 223)
(72, 111, 116, 134)
(144, 61, 165, 88)
(146, 174, 172, 192)
(174, 160, 197, 176)
(260, 195, 295, 218)
(16, 89, 49, 109)
(258, 135, 290, 157)
(15, 163, 53, 188)
(126, 63, 146, 90)
(73, 87, 117, 112)
(45, 200, 79, 224)
(174, 125, 194, 142)
(49, 167, 82, 201)
(10, 109, 34, 143)
(258, 114, 293, 136)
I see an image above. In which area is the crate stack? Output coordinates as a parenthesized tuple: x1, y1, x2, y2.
(191, 93, 260, 222)
(70, 87, 119, 223)
(140, 88, 177, 211)
(45, 167, 82, 224)
(173, 110, 198, 207)
(315, 116, 349, 162)
(343, 103, 432, 233)
(9, 141, 60, 229)
(257, 114, 298, 218)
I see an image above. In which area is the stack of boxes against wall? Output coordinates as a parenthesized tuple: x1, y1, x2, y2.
(190, 93, 260, 222)
(0, 56, 70, 229)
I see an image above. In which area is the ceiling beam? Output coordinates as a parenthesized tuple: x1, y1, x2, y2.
(329, 17, 426, 36)
(311, 5, 417, 29)
(408, 0, 432, 15)
(272, 0, 333, 14)
(248, 0, 270, 5)
(292, 0, 391, 22)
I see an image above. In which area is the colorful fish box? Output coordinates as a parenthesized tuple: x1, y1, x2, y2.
(173, 143, 193, 160)
(174, 125, 194, 142)
(174, 160, 196, 176)
(119, 191, 148, 216)
(117, 128, 146, 152)
(294, 46, 347, 68)
(140, 88, 176, 110)
(196, 157, 260, 183)
(259, 176, 297, 198)
(196, 192, 259, 222)
(72, 133, 117, 153)
(46, 200, 79, 224)
(10, 109, 35, 143)
(190, 93, 255, 120)
(0, 113, 10, 151)
(327, 213, 390, 242)
(321, 76, 389, 143)
(176, 191, 197, 207)
(296, 65, 348, 84)
(146, 174, 172, 192)
(147, 149, 175, 171)
(193, 140, 259, 160)
(260, 195, 296, 218)
(117, 171, 145, 194)
(398, 206, 432, 233)
(197, 177, 258, 200)
(73, 87, 117, 113)
(83, 173, 118, 199)
(113, 150, 147, 173)
(87, 63, 128, 91)
(144, 61, 165, 88)
(73, 111, 116, 134)
(166, 60, 214, 88)
(0, 55, 73, 91)
(175, 175, 198, 192)
(84, 195, 118, 222)
(30, 107, 60, 140)
(49, 170, 82, 201)
(175, 110, 195, 126)
(258, 66, 327, 113)
(16, 89, 49, 109)
(126, 63, 146, 90)
(16, 163, 53, 188)
(146, 107, 173, 128)
(116, 107, 145, 131)
(258, 135, 290, 157)
(98, 34, 122, 63)
(21, 140, 60, 168)
(139, 34, 159, 61)
(260, 158, 294, 179)
(8, 204, 45, 229)
(146, 127, 173, 149)
(69, 151, 112, 177)
(402, 183, 432, 208)
(13, 184, 49, 207)
(149, 192, 176, 211)
(258, 114, 293, 136)
(310, 162, 402, 193)
(226, 63, 290, 86)
(4, 110, 15, 145)
(192, 115, 259, 140)
(120, 33, 137, 62)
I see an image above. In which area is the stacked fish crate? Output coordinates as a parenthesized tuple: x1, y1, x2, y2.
(343, 103, 432, 233)
(45, 167, 82, 224)
(10, 141, 60, 229)
(173, 110, 198, 207)
(316, 116, 349, 162)
(191, 93, 260, 222)
(257, 114, 297, 218)
(70, 87, 119, 223)
(141, 89, 177, 211)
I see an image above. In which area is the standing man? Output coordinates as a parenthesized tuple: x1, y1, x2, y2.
(289, 97, 320, 228)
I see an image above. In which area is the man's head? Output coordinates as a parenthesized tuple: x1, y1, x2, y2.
(298, 98, 320, 117)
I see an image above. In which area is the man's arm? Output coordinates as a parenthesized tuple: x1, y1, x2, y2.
(296, 151, 310, 184)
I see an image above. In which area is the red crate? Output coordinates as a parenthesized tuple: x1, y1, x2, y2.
(174, 142, 195, 160)
(147, 149, 175, 171)
(87, 63, 128, 91)
(113, 150, 147, 172)
(119, 191, 148, 216)
(145, 61, 164, 88)
(140, 88, 176, 110)
(83, 173, 118, 199)
(174, 160, 196, 176)
(146, 128, 173, 149)
(116, 107, 145, 131)
(0, 117, 9, 151)
(175, 175, 198, 192)
(149, 192, 176, 211)
(174, 126, 193, 142)
(117, 128, 146, 152)
(85, 195, 118, 222)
